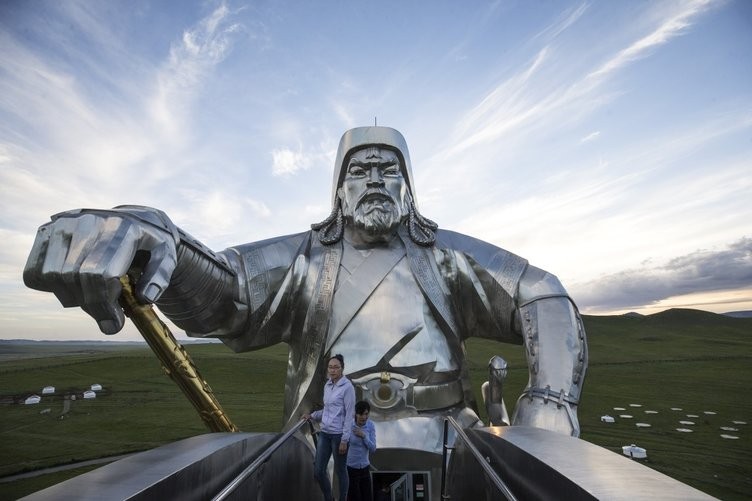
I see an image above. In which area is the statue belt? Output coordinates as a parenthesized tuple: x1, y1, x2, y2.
(351, 372, 464, 412)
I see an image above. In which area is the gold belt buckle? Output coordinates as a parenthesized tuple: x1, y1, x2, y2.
(378, 371, 392, 401)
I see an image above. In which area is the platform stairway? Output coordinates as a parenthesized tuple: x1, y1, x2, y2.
(22, 417, 716, 501)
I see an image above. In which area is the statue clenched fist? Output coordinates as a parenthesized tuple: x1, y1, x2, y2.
(23, 206, 179, 334)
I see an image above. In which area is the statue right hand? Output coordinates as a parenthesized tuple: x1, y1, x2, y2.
(23, 207, 179, 334)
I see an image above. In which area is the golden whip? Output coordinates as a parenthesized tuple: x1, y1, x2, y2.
(118, 275, 239, 432)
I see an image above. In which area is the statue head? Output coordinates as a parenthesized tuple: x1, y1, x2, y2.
(312, 126, 437, 246)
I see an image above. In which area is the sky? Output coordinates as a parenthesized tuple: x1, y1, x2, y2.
(1, 0, 750, 342)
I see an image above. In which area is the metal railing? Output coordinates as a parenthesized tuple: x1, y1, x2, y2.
(212, 419, 315, 501)
(440, 417, 517, 501)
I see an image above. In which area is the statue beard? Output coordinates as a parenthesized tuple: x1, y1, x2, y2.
(351, 196, 403, 236)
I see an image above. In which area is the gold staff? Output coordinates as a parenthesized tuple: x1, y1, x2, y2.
(118, 274, 239, 433)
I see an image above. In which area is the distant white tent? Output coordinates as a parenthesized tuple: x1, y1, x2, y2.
(90, 384, 102, 391)
(83, 390, 96, 399)
(622, 444, 647, 459)
(42, 386, 55, 394)
(25, 395, 41, 405)
(600, 415, 615, 423)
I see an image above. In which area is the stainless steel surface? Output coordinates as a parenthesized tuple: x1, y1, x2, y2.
(512, 290, 587, 436)
(23, 206, 179, 334)
(442, 417, 517, 500)
(213, 419, 309, 500)
(20, 432, 322, 501)
(20, 425, 717, 501)
(482, 355, 510, 426)
(446, 426, 717, 500)
(23, 126, 589, 452)
(330, 126, 416, 205)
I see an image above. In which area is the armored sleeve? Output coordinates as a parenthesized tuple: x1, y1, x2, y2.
(434, 229, 528, 343)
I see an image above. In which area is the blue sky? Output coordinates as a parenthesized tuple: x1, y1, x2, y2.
(1, 0, 750, 342)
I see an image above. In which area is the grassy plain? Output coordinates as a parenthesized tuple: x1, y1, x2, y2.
(1, 309, 750, 500)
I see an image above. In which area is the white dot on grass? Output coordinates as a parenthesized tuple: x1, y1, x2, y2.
(645, 410, 658, 414)
(720, 426, 738, 432)
(720, 434, 739, 440)
(636, 423, 651, 427)
(679, 420, 695, 425)
(614, 407, 625, 411)
(676, 428, 693, 433)
(629, 404, 642, 407)
(687, 414, 699, 418)
(670, 407, 682, 411)
(619, 415, 633, 419)
(732, 421, 747, 425)
(703, 411, 716, 415)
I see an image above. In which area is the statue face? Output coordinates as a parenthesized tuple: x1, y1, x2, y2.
(338, 146, 408, 238)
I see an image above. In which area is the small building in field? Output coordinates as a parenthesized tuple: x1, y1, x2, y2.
(42, 386, 55, 394)
(83, 390, 96, 399)
(25, 395, 41, 405)
(90, 384, 102, 391)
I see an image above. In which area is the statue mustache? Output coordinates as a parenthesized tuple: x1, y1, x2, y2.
(356, 188, 395, 208)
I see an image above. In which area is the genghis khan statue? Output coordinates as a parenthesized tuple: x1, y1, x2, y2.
(24, 126, 587, 454)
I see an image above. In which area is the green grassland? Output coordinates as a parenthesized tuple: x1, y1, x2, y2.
(1, 309, 750, 500)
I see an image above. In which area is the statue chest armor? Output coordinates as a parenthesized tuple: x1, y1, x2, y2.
(327, 242, 457, 376)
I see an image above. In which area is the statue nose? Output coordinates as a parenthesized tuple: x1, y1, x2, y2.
(367, 167, 384, 187)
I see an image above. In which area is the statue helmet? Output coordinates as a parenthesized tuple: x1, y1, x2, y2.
(331, 126, 416, 206)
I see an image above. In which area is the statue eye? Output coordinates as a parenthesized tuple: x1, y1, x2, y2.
(384, 165, 400, 176)
(348, 165, 366, 177)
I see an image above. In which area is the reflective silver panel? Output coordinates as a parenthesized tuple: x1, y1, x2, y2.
(23, 126, 589, 454)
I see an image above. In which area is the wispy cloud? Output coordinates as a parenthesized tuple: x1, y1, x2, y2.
(579, 131, 600, 143)
(150, 3, 241, 144)
(447, 47, 550, 154)
(442, 0, 717, 158)
(586, 0, 714, 81)
(0, 3, 243, 216)
(0, 2, 247, 334)
(532, 2, 589, 42)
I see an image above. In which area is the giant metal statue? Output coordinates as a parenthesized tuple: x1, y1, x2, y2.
(23, 127, 587, 492)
